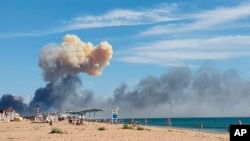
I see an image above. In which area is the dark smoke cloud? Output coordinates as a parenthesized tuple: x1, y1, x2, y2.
(0, 94, 28, 114)
(109, 66, 191, 109)
(107, 66, 250, 117)
(1, 63, 250, 117)
(29, 75, 95, 113)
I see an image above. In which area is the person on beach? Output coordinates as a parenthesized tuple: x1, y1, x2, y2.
(238, 120, 242, 125)
(130, 119, 134, 125)
(49, 119, 53, 126)
(167, 118, 172, 127)
(199, 122, 203, 131)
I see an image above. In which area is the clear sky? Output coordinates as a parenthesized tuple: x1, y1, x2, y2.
(1, 0, 250, 117)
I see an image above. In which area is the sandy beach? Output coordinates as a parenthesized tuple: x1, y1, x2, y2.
(0, 121, 229, 141)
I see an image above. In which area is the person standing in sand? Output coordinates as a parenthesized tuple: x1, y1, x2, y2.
(199, 122, 203, 131)
(238, 120, 242, 125)
(167, 118, 172, 127)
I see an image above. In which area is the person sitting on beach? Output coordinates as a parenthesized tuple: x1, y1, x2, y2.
(76, 120, 84, 125)
(76, 120, 80, 125)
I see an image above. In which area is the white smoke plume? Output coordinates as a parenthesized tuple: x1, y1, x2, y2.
(39, 34, 113, 82)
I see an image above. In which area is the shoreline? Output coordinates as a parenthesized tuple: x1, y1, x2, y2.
(141, 124, 229, 134)
(121, 117, 246, 133)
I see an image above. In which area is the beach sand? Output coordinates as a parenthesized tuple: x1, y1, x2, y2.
(0, 121, 229, 141)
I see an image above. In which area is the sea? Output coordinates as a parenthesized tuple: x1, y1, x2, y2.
(122, 117, 250, 133)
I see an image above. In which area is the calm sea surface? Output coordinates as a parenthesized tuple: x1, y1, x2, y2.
(122, 117, 250, 133)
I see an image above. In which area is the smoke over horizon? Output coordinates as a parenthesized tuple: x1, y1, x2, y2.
(0, 94, 28, 114)
(107, 66, 250, 118)
(1, 65, 250, 117)
(29, 75, 95, 113)
(1, 34, 250, 117)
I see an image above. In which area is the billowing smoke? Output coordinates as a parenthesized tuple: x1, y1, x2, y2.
(1, 65, 250, 117)
(108, 66, 250, 117)
(0, 34, 249, 117)
(29, 34, 113, 113)
(39, 34, 113, 82)
(109, 67, 191, 109)
(0, 94, 28, 114)
(29, 75, 95, 112)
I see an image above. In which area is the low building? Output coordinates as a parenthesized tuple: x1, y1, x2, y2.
(0, 108, 19, 121)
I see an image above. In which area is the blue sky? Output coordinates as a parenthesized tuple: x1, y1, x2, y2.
(1, 0, 250, 105)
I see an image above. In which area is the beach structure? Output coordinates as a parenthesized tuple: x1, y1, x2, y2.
(5, 109, 15, 121)
(43, 112, 58, 122)
(85, 109, 103, 121)
(35, 105, 40, 121)
(0, 108, 21, 122)
(67, 108, 103, 124)
(33, 105, 59, 122)
(67, 110, 88, 124)
(111, 106, 119, 124)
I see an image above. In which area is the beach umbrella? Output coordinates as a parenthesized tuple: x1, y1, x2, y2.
(92, 109, 103, 120)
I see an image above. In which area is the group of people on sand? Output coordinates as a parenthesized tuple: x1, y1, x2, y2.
(130, 119, 140, 125)
(68, 116, 84, 125)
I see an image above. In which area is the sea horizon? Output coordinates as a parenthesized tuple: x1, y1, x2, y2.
(121, 117, 250, 133)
